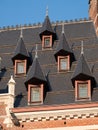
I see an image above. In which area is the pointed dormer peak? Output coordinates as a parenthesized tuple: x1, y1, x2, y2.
(46, 6, 48, 16)
(39, 8, 55, 39)
(20, 28, 23, 38)
(25, 54, 46, 86)
(54, 28, 73, 59)
(35, 44, 38, 58)
(12, 29, 29, 62)
(62, 22, 65, 34)
(81, 41, 84, 55)
(71, 50, 93, 87)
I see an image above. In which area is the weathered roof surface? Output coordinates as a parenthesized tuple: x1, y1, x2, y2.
(12, 37, 29, 61)
(0, 20, 98, 107)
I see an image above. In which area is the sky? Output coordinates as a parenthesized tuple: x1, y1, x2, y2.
(0, 0, 89, 27)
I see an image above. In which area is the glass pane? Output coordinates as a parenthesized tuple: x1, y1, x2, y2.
(31, 87, 41, 102)
(60, 58, 67, 70)
(78, 83, 88, 98)
(17, 62, 24, 74)
(44, 38, 50, 47)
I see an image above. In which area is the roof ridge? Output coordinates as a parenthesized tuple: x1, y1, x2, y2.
(0, 18, 91, 32)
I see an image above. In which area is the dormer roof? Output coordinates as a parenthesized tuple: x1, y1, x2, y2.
(39, 15, 55, 39)
(12, 36, 29, 62)
(25, 57, 46, 86)
(71, 53, 93, 86)
(54, 31, 73, 60)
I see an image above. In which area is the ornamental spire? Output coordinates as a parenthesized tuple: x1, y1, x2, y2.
(62, 22, 65, 34)
(46, 6, 48, 16)
(20, 27, 23, 38)
(35, 44, 38, 58)
(8, 75, 16, 84)
(81, 41, 84, 54)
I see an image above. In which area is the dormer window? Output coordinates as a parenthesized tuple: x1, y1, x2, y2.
(28, 84, 43, 105)
(58, 56, 70, 72)
(15, 60, 27, 75)
(75, 80, 91, 101)
(42, 35, 52, 48)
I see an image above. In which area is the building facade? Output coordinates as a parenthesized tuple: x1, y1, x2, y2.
(0, 0, 98, 129)
(89, 0, 98, 35)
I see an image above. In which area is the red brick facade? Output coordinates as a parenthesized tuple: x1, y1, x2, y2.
(0, 102, 7, 130)
(89, 0, 98, 35)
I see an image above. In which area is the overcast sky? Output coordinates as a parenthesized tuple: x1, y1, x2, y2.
(0, 0, 89, 27)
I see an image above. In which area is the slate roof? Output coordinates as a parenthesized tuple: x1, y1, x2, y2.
(71, 53, 94, 86)
(39, 15, 55, 38)
(0, 19, 98, 108)
(12, 36, 29, 61)
(54, 31, 73, 58)
(25, 57, 46, 86)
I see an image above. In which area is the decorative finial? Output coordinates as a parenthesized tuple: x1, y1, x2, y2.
(62, 22, 65, 34)
(35, 44, 38, 58)
(20, 27, 23, 38)
(46, 6, 48, 16)
(81, 41, 84, 54)
(8, 75, 16, 84)
(8, 75, 16, 96)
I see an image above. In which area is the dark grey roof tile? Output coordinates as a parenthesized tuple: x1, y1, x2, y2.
(44, 91, 75, 105)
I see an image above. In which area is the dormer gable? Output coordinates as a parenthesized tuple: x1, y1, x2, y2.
(12, 31, 29, 62)
(12, 29, 29, 76)
(25, 45, 46, 87)
(39, 8, 56, 48)
(54, 32, 73, 59)
(71, 53, 94, 86)
(25, 57, 46, 105)
(71, 42, 95, 101)
(25, 57, 46, 86)
(25, 45, 46, 105)
(39, 15, 54, 38)
(54, 23, 74, 72)
(71, 42, 94, 87)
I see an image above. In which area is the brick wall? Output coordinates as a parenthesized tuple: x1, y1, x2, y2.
(0, 102, 6, 115)
(0, 102, 7, 130)
(89, 0, 98, 35)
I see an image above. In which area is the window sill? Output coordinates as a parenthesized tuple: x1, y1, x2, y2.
(42, 47, 52, 50)
(15, 73, 26, 77)
(57, 70, 70, 73)
(28, 102, 43, 106)
(75, 98, 91, 102)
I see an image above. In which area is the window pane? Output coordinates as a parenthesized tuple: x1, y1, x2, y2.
(44, 38, 50, 47)
(17, 62, 24, 74)
(31, 87, 41, 102)
(60, 58, 68, 70)
(78, 83, 88, 98)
